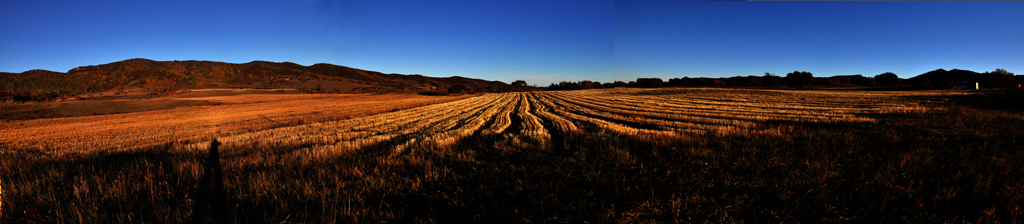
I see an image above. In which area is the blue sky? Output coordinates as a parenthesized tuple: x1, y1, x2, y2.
(0, 0, 613, 85)
(1, 1, 1021, 85)
(617, 1, 1024, 79)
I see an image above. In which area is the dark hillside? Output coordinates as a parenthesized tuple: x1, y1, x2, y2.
(1, 59, 512, 102)
(904, 68, 1016, 89)
(904, 69, 977, 88)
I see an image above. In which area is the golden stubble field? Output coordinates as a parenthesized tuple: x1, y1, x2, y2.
(2, 87, 1020, 223)
(0, 91, 473, 156)
(2, 88, 944, 157)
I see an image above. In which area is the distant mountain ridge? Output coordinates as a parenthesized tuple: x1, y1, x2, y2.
(1, 58, 512, 101)
(903, 68, 1012, 88)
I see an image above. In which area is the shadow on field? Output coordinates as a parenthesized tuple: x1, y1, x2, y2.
(900, 89, 1024, 112)
(416, 91, 449, 96)
(400, 104, 1024, 223)
(0, 142, 204, 223)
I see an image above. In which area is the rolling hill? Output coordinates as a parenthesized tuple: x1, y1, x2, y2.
(0, 58, 513, 102)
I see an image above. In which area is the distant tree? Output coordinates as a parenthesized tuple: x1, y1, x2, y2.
(784, 71, 813, 88)
(667, 77, 689, 87)
(613, 81, 628, 88)
(726, 76, 761, 87)
(580, 80, 595, 89)
(447, 85, 468, 94)
(855, 76, 878, 87)
(686, 78, 716, 87)
(636, 78, 663, 88)
(559, 81, 579, 90)
(763, 72, 782, 88)
(547, 83, 560, 91)
(981, 69, 1015, 88)
(991, 68, 1013, 76)
(512, 80, 528, 88)
(708, 79, 727, 87)
(874, 72, 901, 87)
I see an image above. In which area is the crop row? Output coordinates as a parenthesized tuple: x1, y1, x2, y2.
(3, 88, 948, 157)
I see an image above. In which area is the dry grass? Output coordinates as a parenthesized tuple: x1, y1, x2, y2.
(0, 93, 471, 156)
(2, 88, 1021, 223)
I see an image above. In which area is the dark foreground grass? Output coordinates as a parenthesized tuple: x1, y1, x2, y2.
(1, 97, 1022, 223)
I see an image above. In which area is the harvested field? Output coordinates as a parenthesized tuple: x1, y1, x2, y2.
(181, 88, 939, 154)
(1, 88, 1021, 223)
(0, 93, 472, 155)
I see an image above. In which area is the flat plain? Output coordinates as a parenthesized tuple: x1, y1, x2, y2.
(1, 88, 1021, 223)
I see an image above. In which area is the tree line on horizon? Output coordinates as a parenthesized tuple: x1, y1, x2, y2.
(544, 68, 1022, 91)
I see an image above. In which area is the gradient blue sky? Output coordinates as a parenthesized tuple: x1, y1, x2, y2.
(0, 0, 613, 85)
(617, 1, 1024, 79)
(1, 1, 1021, 86)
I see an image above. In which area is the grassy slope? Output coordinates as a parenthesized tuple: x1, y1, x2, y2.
(1, 90, 1021, 223)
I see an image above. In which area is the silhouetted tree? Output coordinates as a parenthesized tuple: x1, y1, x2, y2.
(875, 72, 901, 87)
(512, 80, 527, 87)
(560, 81, 579, 90)
(763, 72, 782, 87)
(991, 69, 1013, 76)
(580, 80, 595, 89)
(707, 79, 726, 87)
(784, 71, 813, 88)
(635, 78, 663, 88)
(612, 81, 628, 88)
(980, 69, 1015, 88)
(509, 80, 530, 91)
(546, 80, 620, 90)
(667, 77, 689, 87)
(726, 76, 761, 87)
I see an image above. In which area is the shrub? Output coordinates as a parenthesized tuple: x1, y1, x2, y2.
(875, 72, 901, 87)
(785, 71, 813, 88)
(448, 85, 469, 94)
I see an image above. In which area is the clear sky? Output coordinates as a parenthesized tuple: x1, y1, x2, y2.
(0, 0, 613, 85)
(2, 1, 1021, 86)
(616, 1, 1024, 80)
